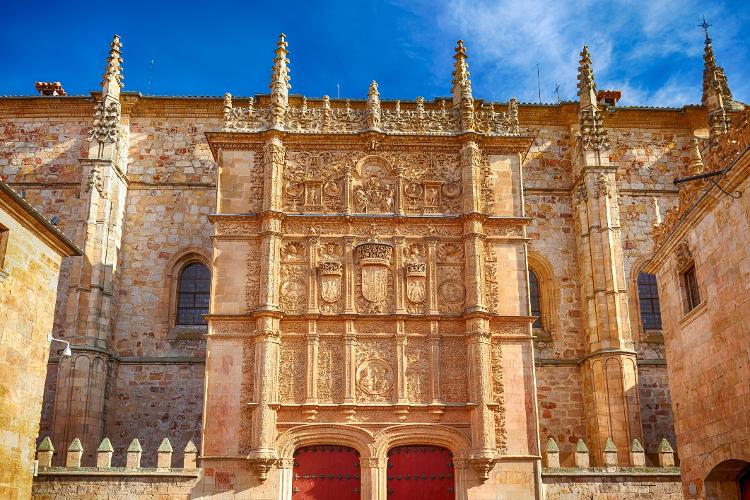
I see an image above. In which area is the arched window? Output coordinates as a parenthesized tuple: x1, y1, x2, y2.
(529, 268, 543, 329)
(176, 262, 210, 325)
(637, 272, 662, 331)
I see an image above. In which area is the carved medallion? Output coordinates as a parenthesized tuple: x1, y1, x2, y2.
(357, 242, 392, 308)
(319, 261, 343, 303)
(356, 359, 393, 396)
(439, 280, 465, 304)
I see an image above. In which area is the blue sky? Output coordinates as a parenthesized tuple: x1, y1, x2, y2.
(1, 0, 748, 107)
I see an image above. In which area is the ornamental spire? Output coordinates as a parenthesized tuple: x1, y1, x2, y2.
(89, 34, 123, 156)
(451, 40, 472, 105)
(576, 45, 610, 151)
(101, 34, 123, 99)
(451, 40, 475, 132)
(366, 80, 381, 130)
(269, 33, 291, 129)
(700, 18, 733, 146)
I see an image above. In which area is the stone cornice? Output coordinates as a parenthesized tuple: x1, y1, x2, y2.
(0, 180, 82, 257)
(205, 129, 534, 159)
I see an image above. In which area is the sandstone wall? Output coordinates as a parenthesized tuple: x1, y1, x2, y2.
(651, 157, 750, 497)
(543, 472, 683, 499)
(0, 193, 69, 499)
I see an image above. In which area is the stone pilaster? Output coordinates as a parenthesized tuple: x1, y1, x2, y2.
(573, 45, 642, 465)
(51, 34, 128, 464)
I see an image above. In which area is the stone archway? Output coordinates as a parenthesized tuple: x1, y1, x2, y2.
(704, 459, 750, 500)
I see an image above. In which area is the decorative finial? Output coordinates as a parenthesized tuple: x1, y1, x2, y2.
(269, 33, 291, 129)
(577, 45, 610, 151)
(687, 137, 705, 176)
(577, 45, 597, 105)
(452, 40, 475, 131)
(101, 34, 124, 94)
(366, 80, 381, 130)
(700, 21, 734, 143)
(452, 40, 472, 104)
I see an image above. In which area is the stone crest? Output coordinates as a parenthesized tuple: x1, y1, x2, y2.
(319, 261, 343, 303)
(405, 243, 427, 304)
(356, 242, 392, 309)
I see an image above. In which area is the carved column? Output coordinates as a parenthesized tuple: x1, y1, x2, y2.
(426, 236, 439, 315)
(428, 321, 443, 406)
(393, 236, 407, 314)
(262, 136, 285, 212)
(463, 217, 486, 313)
(343, 237, 356, 313)
(395, 321, 408, 405)
(250, 316, 281, 461)
(466, 319, 495, 472)
(304, 321, 319, 405)
(343, 164, 353, 215)
(360, 457, 387, 500)
(343, 320, 357, 405)
(461, 140, 482, 214)
(395, 164, 405, 216)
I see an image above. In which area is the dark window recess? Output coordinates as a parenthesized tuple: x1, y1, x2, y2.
(529, 269, 542, 329)
(683, 265, 701, 311)
(637, 272, 662, 330)
(176, 263, 210, 325)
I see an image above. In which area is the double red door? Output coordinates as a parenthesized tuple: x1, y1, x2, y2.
(292, 445, 360, 500)
(387, 445, 455, 500)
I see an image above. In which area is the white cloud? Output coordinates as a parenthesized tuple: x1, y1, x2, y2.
(392, 0, 749, 106)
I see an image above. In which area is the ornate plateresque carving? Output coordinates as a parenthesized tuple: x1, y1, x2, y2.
(356, 241, 393, 313)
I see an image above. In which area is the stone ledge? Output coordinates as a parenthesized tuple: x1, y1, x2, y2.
(542, 467, 680, 477)
(37, 467, 200, 478)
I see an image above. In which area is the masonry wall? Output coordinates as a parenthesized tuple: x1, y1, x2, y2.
(522, 118, 688, 462)
(0, 200, 67, 499)
(652, 159, 750, 498)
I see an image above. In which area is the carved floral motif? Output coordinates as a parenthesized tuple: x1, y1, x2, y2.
(406, 338, 430, 403)
(356, 340, 394, 402)
(441, 338, 467, 402)
(279, 339, 305, 403)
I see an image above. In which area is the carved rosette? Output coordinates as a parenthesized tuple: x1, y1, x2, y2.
(356, 242, 393, 313)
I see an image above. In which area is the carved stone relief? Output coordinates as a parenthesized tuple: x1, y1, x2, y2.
(279, 338, 306, 403)
(405, 242, 427, 314)
(318, 241, 344, 314)
(317, 338, 344, 402)
(246, 246, 261, 309)
(283, 151, 350, 211)
(484, 241, 499, 313)
(353, 161, 395, 213)
(356, 340, 395, 402)
(441, 338, 468, 402)
(239, 340, 256, 452)
(356, 242, 393, 313)
(406, 337, 430, 403)
(491, 341, 507, 453)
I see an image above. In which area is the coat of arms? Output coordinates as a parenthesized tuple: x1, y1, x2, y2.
(357, 242, 393, 309)
(319, 261, 343, 303)
(406, 262, 427, 304)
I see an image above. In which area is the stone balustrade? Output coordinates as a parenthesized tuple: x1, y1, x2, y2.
(36, 436, 200, 473)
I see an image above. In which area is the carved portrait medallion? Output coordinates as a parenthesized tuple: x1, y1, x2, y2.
(439, 280, 466, 304)
(356, 359, 393, 396)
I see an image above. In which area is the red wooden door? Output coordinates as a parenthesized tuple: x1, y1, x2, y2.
(292, 445, 361, 500)
(387, 445, 455, 500)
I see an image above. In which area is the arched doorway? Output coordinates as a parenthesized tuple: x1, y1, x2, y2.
(387, 445, 454, 499)
(704, 459, 750, 500)
(292, 445, 361, 500)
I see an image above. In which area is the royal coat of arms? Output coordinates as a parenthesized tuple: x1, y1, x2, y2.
(319, 261, 343, 303)
(356, 242, 393, 307)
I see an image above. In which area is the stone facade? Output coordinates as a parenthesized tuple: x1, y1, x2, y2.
(0, 180, 81, 499)
(1, 29, 743, 498)
(646, 34, 750, 498)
